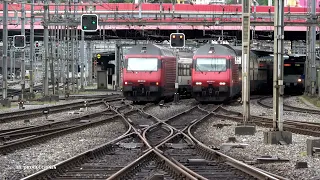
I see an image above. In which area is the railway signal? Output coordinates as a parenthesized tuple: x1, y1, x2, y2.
(35, 41, 40, 48)
(170, 33, 185, 48)
(13, 35, 26, 48)
(81, 14, 98, 32)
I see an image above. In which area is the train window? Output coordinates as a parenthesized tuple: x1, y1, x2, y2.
(284, 64, 304, 75)
(127, 58, 159, 71)
(195, 58, 227, 72)
(178, 64, 191, 76)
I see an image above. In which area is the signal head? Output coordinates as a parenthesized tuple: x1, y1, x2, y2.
(13, 35, 26, 48)
(170, 33, 185, 48)
(81, 14, 98, 32)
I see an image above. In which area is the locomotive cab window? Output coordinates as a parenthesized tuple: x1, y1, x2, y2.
(126, 58, 160, 71)
(195, 58, 227, 72)
(284, 63, 304, 75)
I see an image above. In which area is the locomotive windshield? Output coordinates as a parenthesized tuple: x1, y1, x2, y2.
(284, 63, 304, 75)
(127, 58, 158, 71)
(195, 58, 227, 72)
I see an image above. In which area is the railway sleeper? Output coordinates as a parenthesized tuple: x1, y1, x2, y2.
(54, 147, 143, 179)
(166, 145, 253, 180)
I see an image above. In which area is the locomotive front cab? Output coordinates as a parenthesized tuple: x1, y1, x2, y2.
(192, 57, 231, 102)
(282, 57, 305, 94)
(122, 57, 162, 101)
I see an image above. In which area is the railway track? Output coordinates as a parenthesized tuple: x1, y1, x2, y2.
(0, 94, 122, 124)
(0, 99, 127, 154)
(215, 106, 320, 137)
(23, 103, 284, 180)
(187, 111, 288, 180)
(22, 133, 144, 180)
(257, 96, 320, 115)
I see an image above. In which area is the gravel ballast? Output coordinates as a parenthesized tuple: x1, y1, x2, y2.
(144, 99, 197, 120)
(224, 98, 320, 123)
(0, 118, 127, 179)
(284, 96, 320, 110)
(193, 117, 320, 180)
(0, 105, 107, 130)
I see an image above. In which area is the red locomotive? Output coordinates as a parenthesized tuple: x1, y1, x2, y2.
(122, 44, 177, 103)
(191, 44, 269, 102)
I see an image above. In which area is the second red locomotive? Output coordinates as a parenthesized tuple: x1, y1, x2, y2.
(191, 44, 269, 102)
(122, 44, 177, 103)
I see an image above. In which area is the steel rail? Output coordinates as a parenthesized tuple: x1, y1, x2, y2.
(220, 106, 320, 127)
(0, 107, 116, 142)
(215, 107, 320, 137)
(257, 96, 320, 114)
(0, 114, 124, 154)
(0, 96, 122, 124)
(109, 103, 153, 150)
(137, 103, 197, 148)
(153, 149, 198, 180)
(154, 132, 208, 180)
(21, 132, 135, 180)
(187, 114, 287, 180)
(0, 101, 133, 154)
(142, 123, 174, 147)
(107, 149, 197, 180)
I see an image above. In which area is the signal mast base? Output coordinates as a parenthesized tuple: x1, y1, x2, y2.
(235, 123, 256, 136)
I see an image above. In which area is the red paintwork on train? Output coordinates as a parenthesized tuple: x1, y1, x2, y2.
(0, 3, 318, 13)
(122, 44, 176, 102)
(192, 55, 232, 87)
(191, 44, 255, 102)
(123, 54, 162, 87)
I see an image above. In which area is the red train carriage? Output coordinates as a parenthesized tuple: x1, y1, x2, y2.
(192, 44, 269, 103)
(122, 44, 177, 102)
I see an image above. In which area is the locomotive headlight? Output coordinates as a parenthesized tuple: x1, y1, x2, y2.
(298, 78, 302, 82)
(156, 82, 159, 85)
(219, 82, 226, 86)
(125, 82, 128, 85)
(196, 82, 202, 85)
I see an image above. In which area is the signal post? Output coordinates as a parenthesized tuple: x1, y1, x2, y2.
(170, 33, 185, 103)
(234, 0, 256, 135)
(264, 0, 292, 144)
(80, 14, 98, 91)
(1, 0, 10, 107)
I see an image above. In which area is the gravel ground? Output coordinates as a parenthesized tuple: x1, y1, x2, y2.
(144, 99, 197, 120)
(0, 118, 127, 179)
(224, 99, 320, 123)
(193, 117, 320, 180)
(284, 96, 320, 110)
(0, 104, 107, 130)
